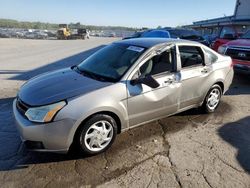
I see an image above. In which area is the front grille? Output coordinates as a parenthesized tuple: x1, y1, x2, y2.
(225, 47, 250, 61)
(16, 98, 29, 116)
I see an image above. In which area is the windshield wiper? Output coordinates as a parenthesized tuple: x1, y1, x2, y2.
(79, 67, 113, 82)
(81, 69, 101, 80)
(73, 65, 116, 82)
(73, 65, 81, 73)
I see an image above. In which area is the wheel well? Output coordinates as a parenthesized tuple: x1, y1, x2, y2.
(74, 111, 122, 139)
(69, 111, 122, 153)
(214, 81, 224, 93)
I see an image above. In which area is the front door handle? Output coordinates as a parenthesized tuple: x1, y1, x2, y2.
(201, 68, 208, 73)
(164, 78, 174, 84)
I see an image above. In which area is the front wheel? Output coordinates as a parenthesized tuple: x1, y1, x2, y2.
(75, 114, 117, 155)
(202, 84, 222, 113)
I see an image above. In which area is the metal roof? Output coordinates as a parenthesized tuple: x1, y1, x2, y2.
(186, 0, 250, 28)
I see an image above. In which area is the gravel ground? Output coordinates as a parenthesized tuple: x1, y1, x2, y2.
(0, 38, 249, 188)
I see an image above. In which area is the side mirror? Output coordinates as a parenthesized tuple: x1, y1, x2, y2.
(130, 75, 159, 88)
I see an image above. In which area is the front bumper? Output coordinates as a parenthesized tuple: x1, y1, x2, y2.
(13, 99, 76, 153)
(233, 59, 250, 72)
(224, 68, 234, 94)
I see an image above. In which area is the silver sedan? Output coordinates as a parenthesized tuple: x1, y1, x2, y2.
(13, 38, 234, 155)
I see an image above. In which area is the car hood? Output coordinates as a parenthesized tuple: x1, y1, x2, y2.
(18, 67, 112, 106)
(226, 39, 250, 47)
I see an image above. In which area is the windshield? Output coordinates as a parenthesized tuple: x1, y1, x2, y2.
(241, 30, 250, 39)
(77, 44, 146, 82)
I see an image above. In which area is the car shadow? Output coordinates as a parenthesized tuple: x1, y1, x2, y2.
(226, 72, 250, 95)
(0, 97, 23, 171)
(0, 100, 232, 172)
(218, 116, 250, 173)
(0, 45, 106, 171)
(8, 45, 106, 81)
(0, 70, 26, 75)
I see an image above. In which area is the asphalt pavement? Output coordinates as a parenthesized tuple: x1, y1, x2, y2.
(0, 38, 249, 188)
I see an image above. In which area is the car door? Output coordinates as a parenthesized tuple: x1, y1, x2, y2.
(126, 47, 181, 127)
(177, 45, 212, 109)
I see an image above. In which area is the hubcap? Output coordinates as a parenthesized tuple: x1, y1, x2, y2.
(207, 88, 220, 110)
(82, 120, 113, 152)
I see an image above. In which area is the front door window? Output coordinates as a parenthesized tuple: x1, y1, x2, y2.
(139, 49, 174, 78)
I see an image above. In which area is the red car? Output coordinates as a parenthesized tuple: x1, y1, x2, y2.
(218, 30, 250, 72)
(211, 26, 243, 52)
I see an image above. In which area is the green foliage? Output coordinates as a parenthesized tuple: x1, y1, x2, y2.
(0, 19, 58, 29)
(0, 18, 137, 31)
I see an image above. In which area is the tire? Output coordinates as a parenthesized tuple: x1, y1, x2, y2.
(75, 114, 117, 155)
(202, 84, 222, 113)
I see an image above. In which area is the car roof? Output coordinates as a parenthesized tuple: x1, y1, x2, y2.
(115, 38, 201, 48)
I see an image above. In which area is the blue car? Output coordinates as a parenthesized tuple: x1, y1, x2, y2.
(123, 29, 170, 40)
(126, 28, 209, 46)
(140, 30, 171, 38)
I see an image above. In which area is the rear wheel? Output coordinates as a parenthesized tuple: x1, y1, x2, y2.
(75, 114, 117, 155)
(202, 84, 222, 113)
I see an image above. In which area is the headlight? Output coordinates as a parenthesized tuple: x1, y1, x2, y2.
(25, 101, 66, 123)
(218, 45, 227, 54)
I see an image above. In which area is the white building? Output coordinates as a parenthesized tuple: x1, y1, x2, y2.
(187, 0, 250, 35)
(235, 0, 250, 19)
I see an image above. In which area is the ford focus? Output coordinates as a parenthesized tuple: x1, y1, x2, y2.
(13, 38, 234, 155)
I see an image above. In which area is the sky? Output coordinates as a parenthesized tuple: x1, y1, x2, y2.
(0, 0, 236, 28)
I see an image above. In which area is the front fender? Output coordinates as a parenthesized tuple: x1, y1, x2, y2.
(55, 82, 128, 148)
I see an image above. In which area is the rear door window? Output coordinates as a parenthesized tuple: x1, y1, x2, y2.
(179, 46, 204, 68)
